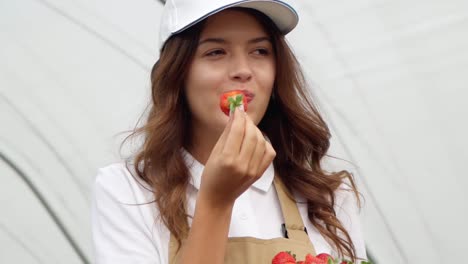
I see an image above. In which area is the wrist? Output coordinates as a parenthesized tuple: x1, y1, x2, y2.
(197, 191, 234, 214)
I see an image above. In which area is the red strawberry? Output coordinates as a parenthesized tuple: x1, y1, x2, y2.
(316, 253, 334, 262)
(219, 90, 248, 116)
(272, 251, 296, 264)
(304, 253, 327, 264)
(305, 254, 314, 262)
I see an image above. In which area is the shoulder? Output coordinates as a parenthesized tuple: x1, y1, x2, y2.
(95, 162, 137, 184)
(93, 162, 154, 204)
(91, 163, 169, 263)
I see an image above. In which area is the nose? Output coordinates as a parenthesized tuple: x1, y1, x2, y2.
(229, 54, 252, 83)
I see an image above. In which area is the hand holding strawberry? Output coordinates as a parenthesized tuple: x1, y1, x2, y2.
(198, 101, 275, 209)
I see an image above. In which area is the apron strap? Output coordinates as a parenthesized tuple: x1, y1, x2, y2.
(273, 176, 311, 243)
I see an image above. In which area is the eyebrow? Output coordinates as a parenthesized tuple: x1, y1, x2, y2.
(198, 36, 271, 46)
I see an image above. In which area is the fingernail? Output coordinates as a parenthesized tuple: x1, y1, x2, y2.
(238, 106, 246, 116)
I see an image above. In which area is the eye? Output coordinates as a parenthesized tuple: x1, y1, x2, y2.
(205, 49, 226, 57)
(252, 48, 270, 56)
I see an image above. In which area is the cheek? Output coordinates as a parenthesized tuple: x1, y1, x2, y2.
(255, 62, 276, 94)
(187, 61, 225, 91)
(249, 63, 275, 124)
(185, 62, 224, 115)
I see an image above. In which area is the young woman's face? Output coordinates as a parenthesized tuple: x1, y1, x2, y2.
(185, 9, 276, 134)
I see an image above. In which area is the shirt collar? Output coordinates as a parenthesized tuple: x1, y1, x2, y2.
(181, 148, 275, 193)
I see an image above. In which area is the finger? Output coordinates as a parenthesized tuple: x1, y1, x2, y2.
(222, 107, 246, 155)
(211, 112, 235, 154)
(257, 141, 276, 176)
(238, 114, 258, 164)
(246, 128, 267, 177)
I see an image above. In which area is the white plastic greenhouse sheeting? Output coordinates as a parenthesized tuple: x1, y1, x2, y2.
(1, 0, 467, 263)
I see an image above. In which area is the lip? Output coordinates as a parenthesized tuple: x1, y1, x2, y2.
(240, 90, 255, 103)
(221, 89, 255, 103)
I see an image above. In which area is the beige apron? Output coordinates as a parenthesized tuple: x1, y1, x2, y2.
(169, 176, 317, 263)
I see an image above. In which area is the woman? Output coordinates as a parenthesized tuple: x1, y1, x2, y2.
(91, 0, 368, 263)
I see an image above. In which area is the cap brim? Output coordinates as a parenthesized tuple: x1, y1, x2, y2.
(173, 0, 298, 36)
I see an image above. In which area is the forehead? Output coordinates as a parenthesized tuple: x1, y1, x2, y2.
(200, 9, 269, 38)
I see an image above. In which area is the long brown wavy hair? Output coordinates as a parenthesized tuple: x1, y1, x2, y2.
(122, 7, 362, 262)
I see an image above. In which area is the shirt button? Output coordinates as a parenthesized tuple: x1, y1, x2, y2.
(239, 213, 248, 220)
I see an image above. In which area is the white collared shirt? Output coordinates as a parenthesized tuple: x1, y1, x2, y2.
(91, 150, 367, 263)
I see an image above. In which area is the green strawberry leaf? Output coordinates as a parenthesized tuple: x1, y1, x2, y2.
(285, 251, 296, 260)
(228, 94, 244, 114)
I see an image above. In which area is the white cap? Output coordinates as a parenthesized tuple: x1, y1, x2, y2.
(158, 0, 299, 50)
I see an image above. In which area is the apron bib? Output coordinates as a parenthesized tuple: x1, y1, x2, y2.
(169, 176, 316, 263)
